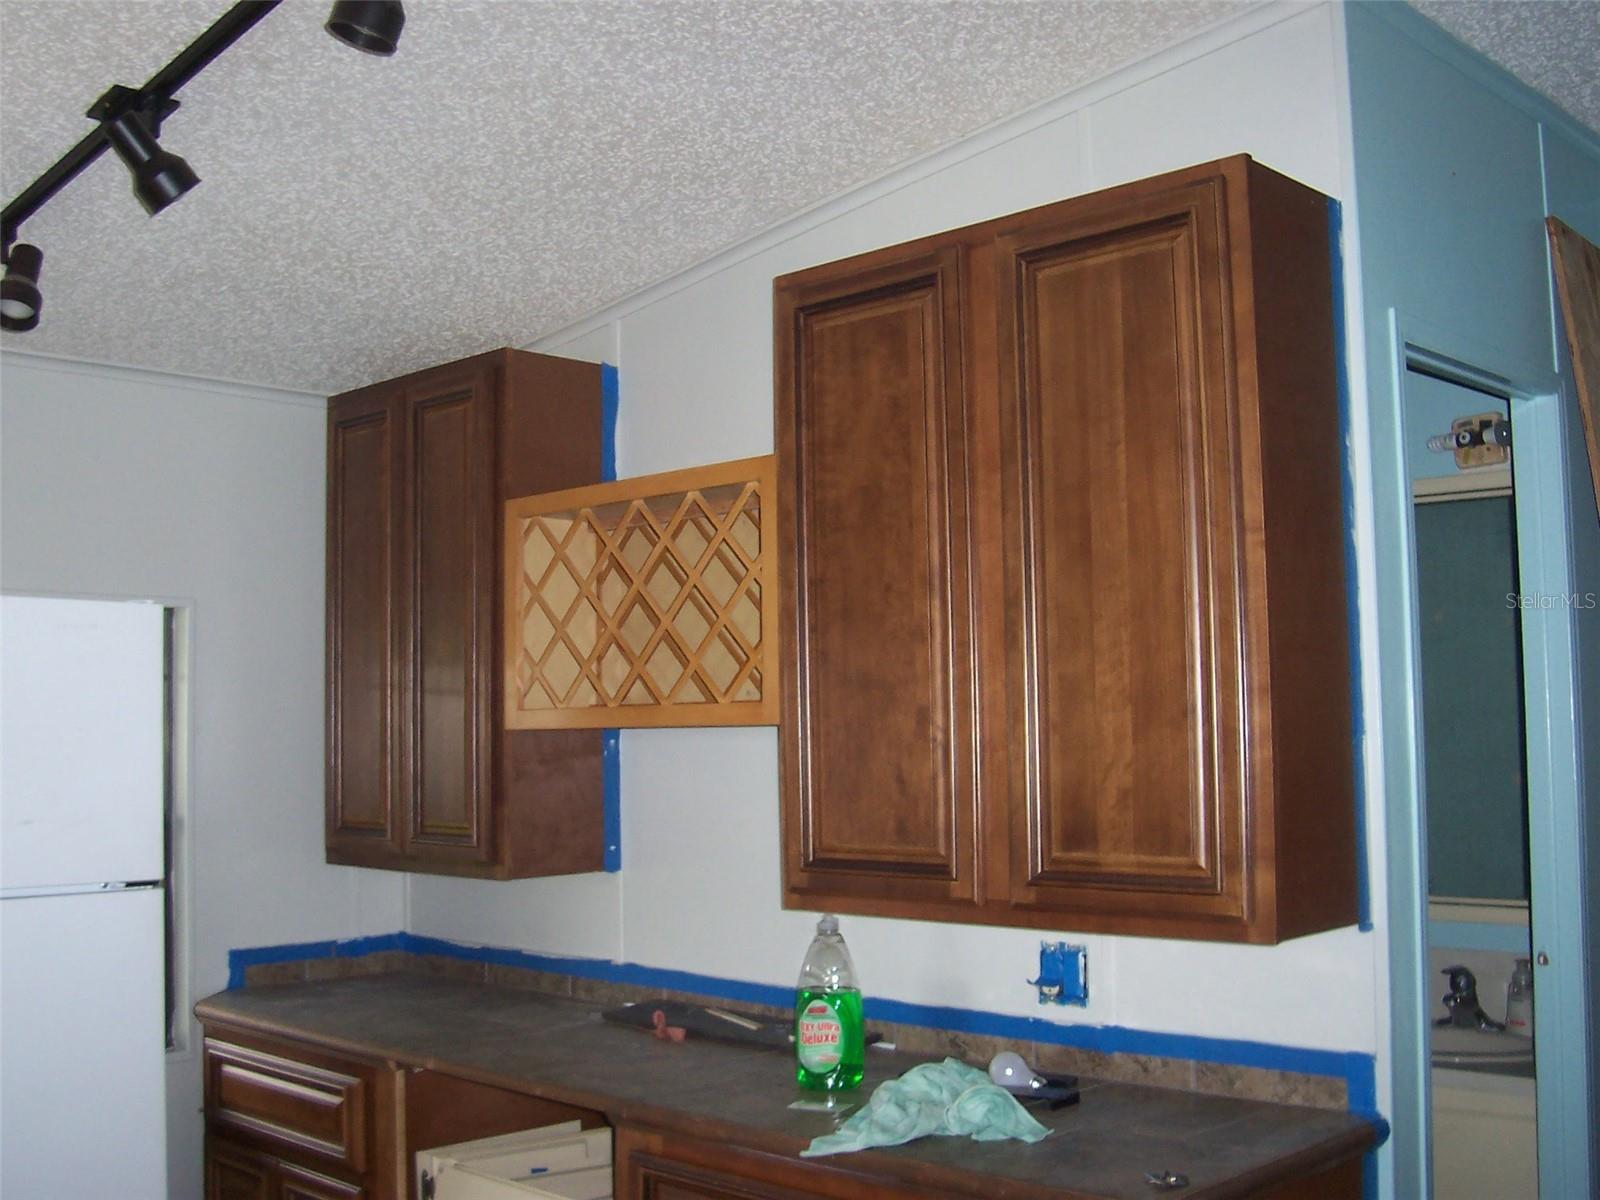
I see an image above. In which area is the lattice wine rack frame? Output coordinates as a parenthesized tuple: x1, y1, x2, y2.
(504, 455, 778, 728)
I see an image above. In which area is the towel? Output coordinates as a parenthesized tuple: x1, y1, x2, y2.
(800, 1057, 1050, 1157)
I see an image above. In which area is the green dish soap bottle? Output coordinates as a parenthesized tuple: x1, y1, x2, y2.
(794, 914, 864, 1090)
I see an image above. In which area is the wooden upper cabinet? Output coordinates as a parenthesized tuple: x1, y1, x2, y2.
(326, 349, 605, 879)
(775, 157, 1356, 942)
(776, 247, 983, 911)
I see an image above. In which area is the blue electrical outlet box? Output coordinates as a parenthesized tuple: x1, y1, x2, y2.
(1029, 941, 1087, 1006)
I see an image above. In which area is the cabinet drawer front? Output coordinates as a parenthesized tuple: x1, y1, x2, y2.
(616, 1126, 938, 1200)
(205, 1039, 368, 1174)
(280, 1160, 365, 1200)
(776, 246, 981, 906)
(997, 173, 1247, 923)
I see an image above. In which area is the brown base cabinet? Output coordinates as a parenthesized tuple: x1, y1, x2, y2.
(776, 155, 1357, 943)
(612, 1123, 1363, 1200)
(202, 1024, 606, 1200)
(203, 1030, 396, 1199)
(198, 980, 1371, 1200)
(326, 348, 607, 878)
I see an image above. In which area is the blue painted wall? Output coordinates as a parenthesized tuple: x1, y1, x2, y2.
(1345, 3, 1600, 1195)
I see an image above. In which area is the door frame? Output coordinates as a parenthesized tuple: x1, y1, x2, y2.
(1377, 310, 1592, 1197)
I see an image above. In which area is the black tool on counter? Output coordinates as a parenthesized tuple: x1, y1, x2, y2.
(602, 1000, 884, 1051)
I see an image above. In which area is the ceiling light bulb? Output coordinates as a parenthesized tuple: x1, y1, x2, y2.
(0, 243, 43, 332)
(102, 111, 200, 216)
(326, 1, 406, 57)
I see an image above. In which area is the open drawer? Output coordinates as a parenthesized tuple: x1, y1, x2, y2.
(419, 1121, 612, 1199)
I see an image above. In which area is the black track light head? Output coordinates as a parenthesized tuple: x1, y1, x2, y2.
(1, 243, 44, 332)
(102, 110, 200, 216)
(326, 1, 406, 57)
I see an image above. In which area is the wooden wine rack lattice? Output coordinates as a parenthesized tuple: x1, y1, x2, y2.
(504, 456, 777, 728)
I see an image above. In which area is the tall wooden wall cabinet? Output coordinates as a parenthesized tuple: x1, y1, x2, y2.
(326, 349, 605, 878)
(775, 156, 1357, 943)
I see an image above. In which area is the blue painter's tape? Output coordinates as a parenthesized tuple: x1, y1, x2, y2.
(597, 363, 620, 872)
(229, 931, 1381, 1120)
(600, 363, 618, 484)
(602, 728, 621, 872)
(1329, 198, 1372, 934)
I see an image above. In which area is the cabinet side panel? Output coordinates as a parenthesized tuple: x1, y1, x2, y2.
(499, 352, 606, 876)
(777, 248, 979, 905)
(1244, 162, 1356, 936)
(327, 400, 400, 854)
(999, 178, 1249, 926)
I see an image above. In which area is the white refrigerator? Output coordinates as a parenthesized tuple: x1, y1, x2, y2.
(1, 594, 169, 1199)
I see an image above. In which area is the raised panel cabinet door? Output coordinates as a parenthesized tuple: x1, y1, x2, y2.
(207, 1139, 273, 1200)
(776, 245, 982, 910)
(402, 365, 498, 865)
(327, 390, 403, 860)
(996, 171, 1251, 931)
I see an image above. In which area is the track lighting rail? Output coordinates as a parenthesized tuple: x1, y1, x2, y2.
(1, 0, 403, 331)
(1, 1, 283, 252)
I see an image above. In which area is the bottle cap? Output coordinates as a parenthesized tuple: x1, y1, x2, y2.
(817, 914, 839, 935)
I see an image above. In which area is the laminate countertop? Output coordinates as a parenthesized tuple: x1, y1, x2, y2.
(196, 975, 1380, 1200)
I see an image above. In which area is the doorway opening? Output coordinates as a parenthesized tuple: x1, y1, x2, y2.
(1404, 367, 1537, 1199)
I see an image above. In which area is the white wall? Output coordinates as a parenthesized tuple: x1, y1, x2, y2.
(412, 0, 1386, 1067)
(0, 351, 405, 1200)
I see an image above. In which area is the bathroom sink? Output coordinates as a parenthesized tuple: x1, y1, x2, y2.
(1431, 1026, 1534, 1067)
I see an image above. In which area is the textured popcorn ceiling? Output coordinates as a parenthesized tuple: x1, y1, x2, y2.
(0, 1, 1594, 394)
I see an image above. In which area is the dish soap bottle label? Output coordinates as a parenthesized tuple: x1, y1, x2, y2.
(797, 997, 844, 1071)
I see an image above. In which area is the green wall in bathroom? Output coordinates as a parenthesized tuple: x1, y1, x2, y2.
(1413, 494, 1529, 902)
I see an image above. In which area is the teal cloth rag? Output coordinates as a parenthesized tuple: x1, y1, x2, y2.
(800, 1057, 1050, 1157)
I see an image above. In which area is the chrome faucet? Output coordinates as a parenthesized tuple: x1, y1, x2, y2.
(1434, 965, 1506, 1031)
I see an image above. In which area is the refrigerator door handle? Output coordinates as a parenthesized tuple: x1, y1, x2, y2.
(0, 881, 162, 900)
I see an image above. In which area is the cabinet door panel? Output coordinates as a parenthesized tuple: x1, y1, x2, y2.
(405, 371, 496, 863)
(777, 247, 980, 906)
(327, 396, 402, 856)
(998, 179, 1247, 922)
(207, 1139, 274, 1200)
